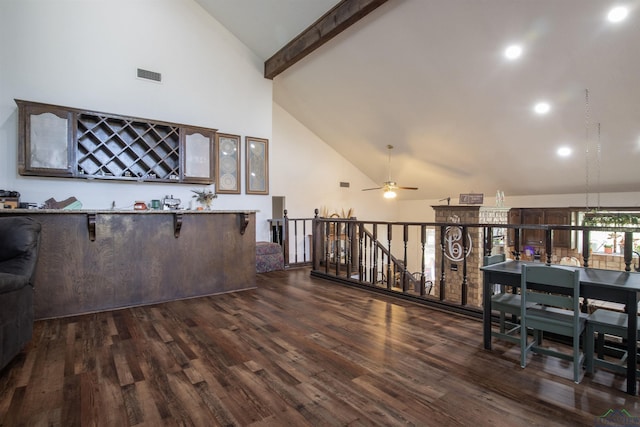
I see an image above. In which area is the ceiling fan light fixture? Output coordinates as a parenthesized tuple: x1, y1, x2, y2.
(361, 145, 417, 197)
(384, 189, 397, 199)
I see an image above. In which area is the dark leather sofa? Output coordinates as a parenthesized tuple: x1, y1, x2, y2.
(0, 216, 41, 371)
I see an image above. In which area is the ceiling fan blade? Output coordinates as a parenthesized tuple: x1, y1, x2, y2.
(365, 147, 417, 194)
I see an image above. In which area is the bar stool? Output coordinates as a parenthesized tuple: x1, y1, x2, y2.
(585, 309, 640, 376)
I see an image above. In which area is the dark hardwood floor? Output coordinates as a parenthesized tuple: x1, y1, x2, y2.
(1, 268, 638, 426)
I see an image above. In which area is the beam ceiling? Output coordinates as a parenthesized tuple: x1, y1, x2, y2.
(264, 0, 389, 79)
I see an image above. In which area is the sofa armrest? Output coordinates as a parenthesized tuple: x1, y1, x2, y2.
(0, 217, 41, 285)
(0, 217, 40, 261)
(0, 272, 31, 294)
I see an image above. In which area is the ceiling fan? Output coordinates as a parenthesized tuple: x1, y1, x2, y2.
(362, 144, 418, 199)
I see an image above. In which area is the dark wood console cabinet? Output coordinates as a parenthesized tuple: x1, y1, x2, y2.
(0, 210, 256, 319)
(508, 208, 571, 248)
(16, 99, 216, 184)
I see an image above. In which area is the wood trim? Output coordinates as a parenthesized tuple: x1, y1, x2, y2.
(264, 0, 389, 79)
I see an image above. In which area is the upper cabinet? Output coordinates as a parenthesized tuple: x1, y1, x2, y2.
(16, 100, 216, 184)
(20, 103, 74, 176)
(544, 209, 571, 248)
(508, 207, 571, 248)
(182, 126, 216, 184)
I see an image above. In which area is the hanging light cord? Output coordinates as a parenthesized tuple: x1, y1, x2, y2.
(597, 122, 601, 210)
(584, 89, 590, 210)
(386, 144, 393, 182)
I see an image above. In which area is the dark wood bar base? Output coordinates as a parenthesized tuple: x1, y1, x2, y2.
(0, 210, 256, 319)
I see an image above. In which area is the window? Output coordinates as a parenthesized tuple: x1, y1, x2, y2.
(578, 211, 640, 255)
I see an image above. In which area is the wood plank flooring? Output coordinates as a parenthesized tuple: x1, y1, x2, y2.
(1, 268, 638, 426)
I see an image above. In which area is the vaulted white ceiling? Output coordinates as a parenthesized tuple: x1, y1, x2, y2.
(197, 0, 640, 201)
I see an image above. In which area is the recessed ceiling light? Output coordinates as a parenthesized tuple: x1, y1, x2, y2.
(504, 44, 523, 60)
(534, 102, 551, 115)
(557, 146, 572, 157)
(607, 6, 629, 22)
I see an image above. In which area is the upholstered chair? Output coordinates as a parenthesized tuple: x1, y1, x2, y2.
(0, 216, 41, 371)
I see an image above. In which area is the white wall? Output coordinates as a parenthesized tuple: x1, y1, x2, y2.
(0, 0, 274, 240)
(3, 0, 637, 243)
(271, 102, 399, 221)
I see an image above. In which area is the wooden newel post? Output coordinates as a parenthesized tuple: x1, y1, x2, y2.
(283, 209, 290, 266)
(312, 208, 322, 270)
(349, 217, 358, 277)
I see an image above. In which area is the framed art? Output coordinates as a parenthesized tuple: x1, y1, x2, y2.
(215, 133, 241, 194)
(245, 136, 269, 195)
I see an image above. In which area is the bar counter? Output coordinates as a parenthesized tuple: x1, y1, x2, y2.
(0, 209, 257, 319)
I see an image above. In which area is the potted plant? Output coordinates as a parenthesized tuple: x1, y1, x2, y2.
(191, 189, 217, 210)
(603, 244, 613, 254)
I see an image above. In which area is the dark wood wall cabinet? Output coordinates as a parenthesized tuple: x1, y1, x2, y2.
(508, 208, 571, 248)
(0, 210, 256, 319)
(16, 99, 216, 184)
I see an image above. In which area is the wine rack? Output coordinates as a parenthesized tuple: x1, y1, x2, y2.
(16, 100, 215, 184)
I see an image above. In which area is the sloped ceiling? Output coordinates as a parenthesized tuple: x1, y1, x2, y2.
(197, 0, 640, 201)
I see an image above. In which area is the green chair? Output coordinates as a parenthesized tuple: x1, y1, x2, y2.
(520, 264, 587, 383)
(486, 254, 517, 343)
(485, 254, 536, 344)
(585, 309, 640, 376)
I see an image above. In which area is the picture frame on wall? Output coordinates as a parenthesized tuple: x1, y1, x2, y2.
(245, 136, 269, 195)
(215, 133, 241, 194)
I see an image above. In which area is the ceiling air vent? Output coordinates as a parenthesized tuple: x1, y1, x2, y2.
(137, 68, 162, 83)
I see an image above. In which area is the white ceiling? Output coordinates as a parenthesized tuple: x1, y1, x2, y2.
(197, 0, 640, 201)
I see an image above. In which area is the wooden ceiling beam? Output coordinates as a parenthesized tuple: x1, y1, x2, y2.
(264, 0, 389, 79)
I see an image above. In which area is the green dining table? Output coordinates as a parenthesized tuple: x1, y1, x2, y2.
(481, 260, 640, 395)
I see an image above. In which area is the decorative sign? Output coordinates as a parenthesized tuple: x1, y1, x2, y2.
(459, 193, 484, 204)
(443, 216, 472, 262)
